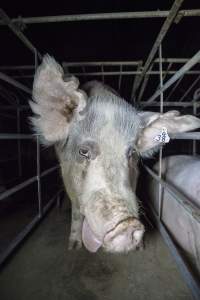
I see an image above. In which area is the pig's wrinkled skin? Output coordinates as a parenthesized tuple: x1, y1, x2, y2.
(149, 155, 200, 274)
(30, 55, 200, 253)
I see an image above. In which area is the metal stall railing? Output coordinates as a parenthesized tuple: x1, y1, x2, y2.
(0, 2, 200, 298)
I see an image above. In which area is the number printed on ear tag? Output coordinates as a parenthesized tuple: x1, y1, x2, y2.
(154, 127, 170, 144)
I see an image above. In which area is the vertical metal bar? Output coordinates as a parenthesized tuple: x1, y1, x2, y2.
(17, 106, 22, 177)
(158, 44, 164, 220)
(155, 62, 173, 90)
(134, 0, 185, 93)
(36, 135, 42, 217)
(118, 64, 122, 91)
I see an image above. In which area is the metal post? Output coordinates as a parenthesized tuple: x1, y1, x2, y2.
(142, 50, 200, 107)
(36, 136, 42, 217)
(101, 65, 105, 83)
(134, 0, 184, 95)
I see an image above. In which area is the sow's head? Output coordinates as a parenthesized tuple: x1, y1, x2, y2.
(30, 55, 200, 253)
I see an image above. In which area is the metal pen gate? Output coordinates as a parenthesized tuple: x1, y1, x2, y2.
(0, 1, 200, 299)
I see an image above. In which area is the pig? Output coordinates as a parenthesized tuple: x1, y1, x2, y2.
(148, 155, 200, 275)
(29, 55, 200, 253)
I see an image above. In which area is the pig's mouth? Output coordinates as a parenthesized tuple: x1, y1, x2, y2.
(82, 217, 144, 253)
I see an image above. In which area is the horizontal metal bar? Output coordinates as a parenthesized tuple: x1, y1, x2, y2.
(0, 9, 42, 60)
(0, 133, 35, 140)
(0, 189, 63, 267)
(0, 58, 196, 71)
(0, 164, 60, 201)
(0, 72, 32, 94)
(0, 10, 199, 25)
(144, 165, 200, 225)
(142, 50, 200, 107)
(171, 132, 200, 140)
(11, 70, 200, 80)
(140, 101, 200, 107)
(149, 205, 200, 300)
(135, 0, 184, 94)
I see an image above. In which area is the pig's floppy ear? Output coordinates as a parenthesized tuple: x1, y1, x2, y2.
(136, 110, 200, 157)
(29, 54, 87, 144)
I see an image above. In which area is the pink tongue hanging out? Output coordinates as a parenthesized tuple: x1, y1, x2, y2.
(82, 218, 103, 252)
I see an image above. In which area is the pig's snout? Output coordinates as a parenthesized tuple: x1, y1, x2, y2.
(103, 217, 145, 253)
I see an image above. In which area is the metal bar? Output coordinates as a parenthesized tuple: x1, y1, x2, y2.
(0, 176, 37, 201)
(139, 101, 200, 107)
(155, 62, 173, 91)
(131, 62, 143, 102)
(179, 74, 200, 102)
(0, 189, 63, 267)
(170, 132, 200, 140)
(149, 205, 200, 300)
(41, 165, 60, 178)
(0, 10, 199, 25)
(11, 70, 200, 79)
(144, 165, 200, 224)
(158, 44, 164, 220)
(0, 9, 42, 60)
(135, 0, 184, 94)
(36, 136, 42, 217)
(0, 164, 60, 201)
(0, 133, 35, 139)
(137, 64, 153, 102)
(142, 50, 200, 107)
(1, 58, 198, 71)
(165, 75, 184, 101)
(0, 72, 32, 94)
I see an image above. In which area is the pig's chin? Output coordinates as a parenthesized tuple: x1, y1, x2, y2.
(82, 217, 144, 253)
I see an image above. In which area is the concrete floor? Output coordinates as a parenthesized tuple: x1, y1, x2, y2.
(0, 204, 192, 300)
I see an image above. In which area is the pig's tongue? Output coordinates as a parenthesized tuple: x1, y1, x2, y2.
(82, 218, 102, 252)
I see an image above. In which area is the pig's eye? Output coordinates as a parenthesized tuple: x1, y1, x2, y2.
(79, 148, 90, 159)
